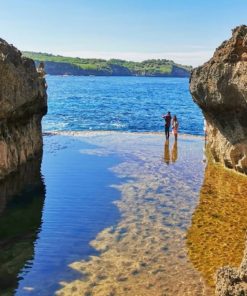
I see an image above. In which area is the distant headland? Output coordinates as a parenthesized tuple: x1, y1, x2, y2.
(22, 51, 192, 77)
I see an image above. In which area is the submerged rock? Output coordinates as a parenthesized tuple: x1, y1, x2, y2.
(0, 38, 47, 179)
(216, 242, 247, 296)
(190, 25, 247, 174)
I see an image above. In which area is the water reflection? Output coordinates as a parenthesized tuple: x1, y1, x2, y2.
(0, 157, 45, 296)
(164, 140, 178, 164)
(171, 141, 178, 163)
(164, 139, 170, 164)
(56, 133, 210, 296)
(14, 135, 122, 296)
(187, 161, 247, 287)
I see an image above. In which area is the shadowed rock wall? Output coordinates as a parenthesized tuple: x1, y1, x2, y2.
(0, 38, 47, 179)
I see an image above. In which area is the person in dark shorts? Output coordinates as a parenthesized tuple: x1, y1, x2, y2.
(162, 111, 172, 139)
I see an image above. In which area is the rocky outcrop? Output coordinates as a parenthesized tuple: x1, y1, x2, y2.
(0, 38, 47, 179)
(216, 242, 247, 296)
(190, 25, 247, 174)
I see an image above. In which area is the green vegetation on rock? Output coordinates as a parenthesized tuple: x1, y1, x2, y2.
(22, 51, 192, 77)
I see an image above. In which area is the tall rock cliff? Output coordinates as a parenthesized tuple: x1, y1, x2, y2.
(0, 38, 47, 179)
(190, 25, 247, 173)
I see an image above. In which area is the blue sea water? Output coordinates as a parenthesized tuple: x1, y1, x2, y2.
(44, 76, 204, 135)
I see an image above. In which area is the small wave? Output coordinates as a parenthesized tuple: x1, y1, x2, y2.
(43, 130, 204, 140)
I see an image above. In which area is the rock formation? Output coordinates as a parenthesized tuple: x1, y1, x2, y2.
(216, 242, 247, 296)
(0, 38, 47, 179)
(190, 25, 247, 174)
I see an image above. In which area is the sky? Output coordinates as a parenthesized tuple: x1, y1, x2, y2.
(0, 0, 246, 66)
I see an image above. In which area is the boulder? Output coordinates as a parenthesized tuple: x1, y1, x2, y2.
(190, 25, 247, 173)
(0, 38, 47, 179)
(216, 242, 247, 296)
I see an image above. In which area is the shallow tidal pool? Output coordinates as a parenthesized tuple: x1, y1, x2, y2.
(1, 132, 247, 296)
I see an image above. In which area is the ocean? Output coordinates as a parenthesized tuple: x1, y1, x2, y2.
(44, 76, 204, 135)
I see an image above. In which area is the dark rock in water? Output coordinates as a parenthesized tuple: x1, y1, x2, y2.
(190, 25, 247, 174)
(0, 38, 47, 179)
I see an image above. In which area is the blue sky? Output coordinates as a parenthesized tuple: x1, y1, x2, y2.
(0, 0, 246, 66)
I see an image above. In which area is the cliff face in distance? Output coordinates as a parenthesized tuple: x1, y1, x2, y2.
(22, 52, 192, 77)
(190, 25, 247, 174)
(0, 38, 47, 179)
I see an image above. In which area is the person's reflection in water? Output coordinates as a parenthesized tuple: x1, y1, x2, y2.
(171, 140, 178, 163)
(164, 139, 170, 164)
(164, 139, 178, 164)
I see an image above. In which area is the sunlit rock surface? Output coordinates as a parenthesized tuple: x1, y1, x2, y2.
(190, 25, 247, 174)
(0, 38, 47, 179)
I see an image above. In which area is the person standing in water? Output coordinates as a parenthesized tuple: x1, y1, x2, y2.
(162, 111, 172, 139)
(172, 115, 179, 141)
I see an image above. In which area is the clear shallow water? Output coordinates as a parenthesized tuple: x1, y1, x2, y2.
(16, 137, 123, 296)
(55, 133, 211, 296)
(44, 76, 203, 135)
(1, 133, 246, 295)
(0, 135, 123, 296)
(1, 132, 211, 296)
